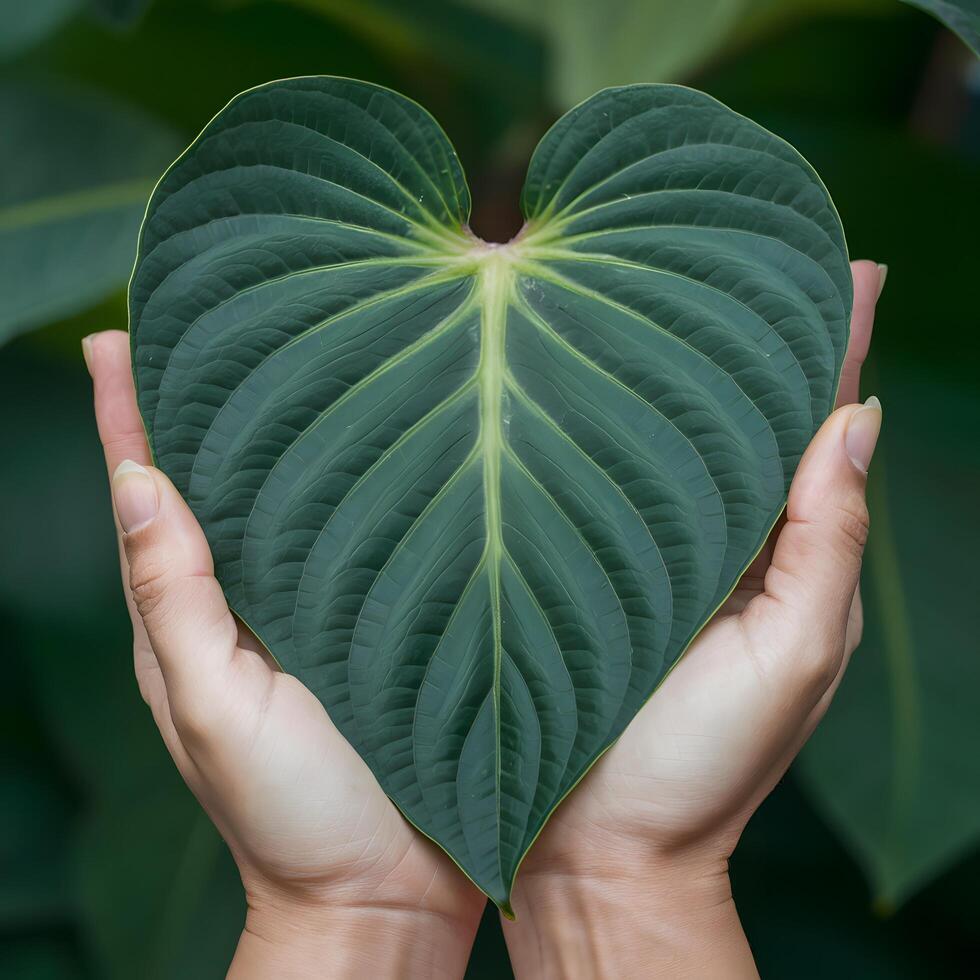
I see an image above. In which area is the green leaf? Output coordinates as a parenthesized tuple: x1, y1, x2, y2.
(0, 79, 181, 343)
(547, 0, 746, 106)
(130, 76, 850, 908)
(900, 0, 980, 54)
(462, 0, 748, 107)
(798, 368, 980, 907)
(457, 0, 891, 108)
(0, 0, 80, 60)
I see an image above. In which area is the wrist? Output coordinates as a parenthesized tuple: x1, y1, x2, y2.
(229, 891, 482, 979)
(503, 849, 756, 980)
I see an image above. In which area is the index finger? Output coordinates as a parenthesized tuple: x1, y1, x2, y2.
(83, 328, 157, 662)
(83, 330, 152, 471)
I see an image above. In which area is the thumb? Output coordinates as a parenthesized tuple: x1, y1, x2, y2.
(755, 397, 882, 648)
(112, 459, 241, 721)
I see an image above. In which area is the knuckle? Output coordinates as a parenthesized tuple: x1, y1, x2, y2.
(129, 558, 172, 622)
(833, 498, 870, 557)
(747, 605, 841, 696)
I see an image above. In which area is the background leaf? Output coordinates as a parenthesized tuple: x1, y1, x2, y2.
(0, 79, 180, 344)
(797, 368, 980, 906)
(0, 0, 81, 61)
(546, 0, 747, 106)
(456, 0, 892, 108)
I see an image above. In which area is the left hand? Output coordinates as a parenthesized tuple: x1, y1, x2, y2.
(85, 330, 485, 979)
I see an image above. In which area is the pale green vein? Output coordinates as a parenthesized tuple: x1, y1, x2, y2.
(178, 270, 475, 483)
(284, 385, 479, 634)
(151, 255, 461, 411)
(170, 159, 463, 254)
(504, 378, 672, 603)
(234, 290, 480, 578)
(547, 162, 827, 236)
(554, 220, 848, 311)
(504, 444, 633, 700)
(475, 247, 513, 888)
(281, 84, 467, 229)
(343, 451, 484, 766)
(198, 108, 460, 239)
(502, 555, 580, 752)
(540, 113, 805, 224)
(514, 287, 738, 504)
(518, 254, 813, 428)
(549, 248, 839, 403)
(409, 550, 488, 809)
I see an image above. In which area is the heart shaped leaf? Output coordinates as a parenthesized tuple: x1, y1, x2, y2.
(130, 77, 850, 909)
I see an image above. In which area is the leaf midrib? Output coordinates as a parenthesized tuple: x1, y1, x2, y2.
(475, 249, 511, 890)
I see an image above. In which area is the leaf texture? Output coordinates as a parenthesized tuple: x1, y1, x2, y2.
(130, 77, 851, 908)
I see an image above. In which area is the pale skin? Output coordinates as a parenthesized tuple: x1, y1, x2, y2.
(84, 259, 883, 978)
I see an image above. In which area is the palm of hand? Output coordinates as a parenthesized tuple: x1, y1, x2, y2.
(133, 608, 481, 923)
(181, 626, 478, 919)
(525, 559, 848, 873)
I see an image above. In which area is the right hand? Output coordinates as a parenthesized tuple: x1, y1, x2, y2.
(503, 260, 885, 978)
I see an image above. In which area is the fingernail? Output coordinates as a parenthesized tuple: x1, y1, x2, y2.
(81, 335, 95, 375)
(876, 264, 888, 299)
(845, 396, 882, 473)
(112, 459, 158, 532)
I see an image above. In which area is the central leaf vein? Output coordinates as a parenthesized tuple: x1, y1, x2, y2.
(476, 248, 513, 864)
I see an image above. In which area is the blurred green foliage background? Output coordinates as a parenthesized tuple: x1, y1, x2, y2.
(2, 1, 978, 976)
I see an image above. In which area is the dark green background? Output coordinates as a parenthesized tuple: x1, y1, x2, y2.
(2, 1, 978, 976)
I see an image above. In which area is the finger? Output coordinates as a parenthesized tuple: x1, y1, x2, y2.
(83, 331, 169, 715)
(111, 458, 254, 738)
(727, 259, 884, 612)
(801, 586, 863, 731)
(743, 397, 882, 688)
(736, 582, 867, 817)
(837, 260, 885, 408)
(83, 330, 152, 471)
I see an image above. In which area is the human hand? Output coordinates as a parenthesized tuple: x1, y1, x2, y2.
(502, 260, 886, 979)
(84, 330, 486, 979)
